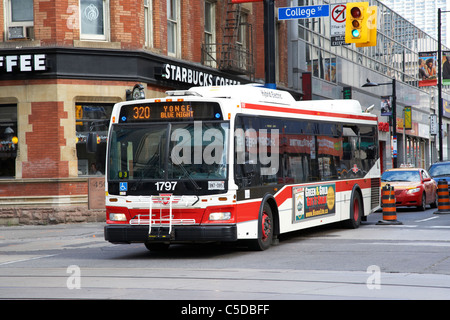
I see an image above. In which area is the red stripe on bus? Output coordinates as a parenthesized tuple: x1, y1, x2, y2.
(242, 103, 376, 122)
(335, 179, 372, 191)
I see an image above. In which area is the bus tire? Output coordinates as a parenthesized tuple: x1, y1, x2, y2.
(145, 242, 170, 251)
(250, 202, 273, 251)
(345, 190, 362, 229)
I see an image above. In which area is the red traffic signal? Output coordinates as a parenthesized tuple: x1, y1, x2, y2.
(345, 2, 376, 45)
(350, 7, 362, 19)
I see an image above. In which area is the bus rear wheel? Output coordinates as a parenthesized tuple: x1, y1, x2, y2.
(250, 203, 273, 251)
(344, 191, 362, 229)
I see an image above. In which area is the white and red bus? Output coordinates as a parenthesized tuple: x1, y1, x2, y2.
(104, 85, 380, 251)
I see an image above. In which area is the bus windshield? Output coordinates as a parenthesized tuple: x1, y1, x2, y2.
(108, 121, 229, 189)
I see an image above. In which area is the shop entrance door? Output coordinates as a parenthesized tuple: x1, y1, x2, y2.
(0, 104, 17, 177)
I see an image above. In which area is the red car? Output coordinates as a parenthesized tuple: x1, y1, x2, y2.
(381, 168, 438, 210)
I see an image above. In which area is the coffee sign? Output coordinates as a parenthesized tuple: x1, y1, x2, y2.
(0, 54, 47, 72)
(161, 63, 240, 86)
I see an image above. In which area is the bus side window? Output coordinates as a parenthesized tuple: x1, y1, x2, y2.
(234, 115, 261, 188)
(284, 119, 311, 184)
(359, 125, 378, 173)
(343, 124, 378, 177)
(259, 117, 282, 186)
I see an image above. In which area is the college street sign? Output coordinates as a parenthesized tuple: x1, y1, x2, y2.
(278, 5, 330, 20)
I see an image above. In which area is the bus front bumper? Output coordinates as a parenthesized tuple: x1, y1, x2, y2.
(104, 224, 237, 244)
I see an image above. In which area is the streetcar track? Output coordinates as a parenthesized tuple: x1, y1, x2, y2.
(1, 270, 450, 291)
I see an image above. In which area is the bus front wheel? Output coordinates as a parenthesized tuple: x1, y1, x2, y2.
(250, 203, 273, 251)
(145, 242, 170, 251)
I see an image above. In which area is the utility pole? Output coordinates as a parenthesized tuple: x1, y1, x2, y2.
(392, 78, 397, 168)
(438, 8, 443, 161)
(362, 78, 398, 168)
(264, 0, 276, 89)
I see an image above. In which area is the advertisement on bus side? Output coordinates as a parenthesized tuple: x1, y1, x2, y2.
(293, 184, 336, 222)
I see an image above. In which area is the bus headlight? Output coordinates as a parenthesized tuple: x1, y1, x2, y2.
(109, 213, 127, 221)
(209, 212, 231, 221)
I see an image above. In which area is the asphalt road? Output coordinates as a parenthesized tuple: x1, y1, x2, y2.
(1, 206, 450, 303)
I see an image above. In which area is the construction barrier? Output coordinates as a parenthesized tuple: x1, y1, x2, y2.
(377, 184, 402, 225)
(434, 179, 450, 214)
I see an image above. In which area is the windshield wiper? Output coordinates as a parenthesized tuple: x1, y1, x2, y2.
(171, 154, 202, 190)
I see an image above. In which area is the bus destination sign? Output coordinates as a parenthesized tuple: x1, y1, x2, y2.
(119, 101, 223, 123)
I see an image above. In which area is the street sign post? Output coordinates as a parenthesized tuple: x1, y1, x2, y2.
(330, 3, 349, 46)
(278, 4, 330, 20)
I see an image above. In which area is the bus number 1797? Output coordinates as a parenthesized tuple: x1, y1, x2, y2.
(155, 181, 177, 191)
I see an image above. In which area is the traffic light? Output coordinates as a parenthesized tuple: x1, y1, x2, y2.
(345, 2, 370, 44)
(356, 5, 377, 48)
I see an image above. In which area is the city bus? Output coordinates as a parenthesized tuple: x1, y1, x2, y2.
(103, 84, 380, 251)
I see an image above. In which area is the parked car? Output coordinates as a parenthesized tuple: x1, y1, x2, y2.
(428, 161, 450, 191)
(381, 168, 437, 211)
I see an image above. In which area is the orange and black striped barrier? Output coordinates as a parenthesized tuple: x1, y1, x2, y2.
(377, 184, 402, 225)
(434, 179, 450, 214)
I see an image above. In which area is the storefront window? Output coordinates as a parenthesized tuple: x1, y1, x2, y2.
(0, 105, 18, 178)
(76, 103, 113, 176)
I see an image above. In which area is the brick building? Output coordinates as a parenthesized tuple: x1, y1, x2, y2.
(0, 0, 291, 224)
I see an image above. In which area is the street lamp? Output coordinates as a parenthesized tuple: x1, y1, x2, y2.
(437, 8, 450, 162)
(362, 78, 398, 168)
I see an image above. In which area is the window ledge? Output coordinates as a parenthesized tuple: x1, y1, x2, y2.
(0, 40, 41, 48)
(74, 40, 121, 49)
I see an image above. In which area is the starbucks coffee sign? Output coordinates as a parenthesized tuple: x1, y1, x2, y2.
(161, 63, 240, 86)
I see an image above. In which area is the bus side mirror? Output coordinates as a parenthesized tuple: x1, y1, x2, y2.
(86, 133, 98, 153)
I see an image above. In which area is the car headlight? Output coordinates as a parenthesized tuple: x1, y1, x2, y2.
(407, 187, 421, 194)
(109, 213, 127, 221)
(209, 212, 231, 221)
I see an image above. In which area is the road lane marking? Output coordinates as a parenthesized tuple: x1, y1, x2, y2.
(415, 216, 439, 223)
(0, 254, 57, 266)
(368, 241, 450, 247)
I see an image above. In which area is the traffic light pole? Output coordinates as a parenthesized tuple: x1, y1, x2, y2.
(264, 0, 276, 89)
(392, 78, 397, 168)
(438, 8, 443, 162)
(437, 8, 450, 162)
(362, 78, 397, 168)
